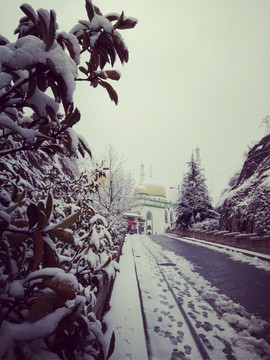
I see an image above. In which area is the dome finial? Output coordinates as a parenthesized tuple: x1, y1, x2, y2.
(140, 162, 145, 184)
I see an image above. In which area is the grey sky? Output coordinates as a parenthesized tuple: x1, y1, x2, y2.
(2, 1, 270, 202)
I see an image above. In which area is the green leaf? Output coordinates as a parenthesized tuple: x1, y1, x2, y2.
(49, 228, 74, 244)
(4, 201, 24, 215)
(107, 331, 116, 360)
(25, 76, 36, 100)
(113, 33, 129, 64)
(46, 58, 58, 76)
(57, 76, 69, 112)
(89, 49, 99, 72)
(45, 104, 56, 117)
(37, 11, 48, 42)
(101, 257, 111, 269)
(117, 18, 138, 30)
(6, 232, 29, 244)
(36, 75, 48, 92)
(29, 299, 53, 323)
(113, 11, 124, 30)
(43, 241, 59, 268)
(78, 137, 92, 158)
(37, 210, 47, 229)
(37, 201, 46, 213)
(27, 203, 39, 228)
(43, 277, 76, 299)
(54, 210, 81, 230)
(32, 230, 44, 271)
(14, 189, 26, 203)
(45, 192, 53, 223)
(105, 14, 119, 22)
(85, 0, 95, 21)
(20, 4, 37, 26)
(79, 66, 89, 76)
(11, 219, 28, 228)
(10, 184, 18, 202)
(45, 10, 56, 51)
(64, 37, 77, 63)
(98, 80, 118, 105)
(105, 70, 121, 81)
(38, 292, 67, 308)
(48, 77, 60, 101)
(62, 108, 81, 128)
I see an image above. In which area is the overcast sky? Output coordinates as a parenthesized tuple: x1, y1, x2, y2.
(2, 1, 270, 203)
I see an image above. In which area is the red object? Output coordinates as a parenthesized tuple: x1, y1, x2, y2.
(128, 221, 137, 226)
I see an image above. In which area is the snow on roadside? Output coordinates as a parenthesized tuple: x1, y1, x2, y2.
(166, 234, 270, 272)
(103, 238, 148, 360)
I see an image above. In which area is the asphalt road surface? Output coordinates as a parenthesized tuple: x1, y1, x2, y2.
(150, 235, 270, 323)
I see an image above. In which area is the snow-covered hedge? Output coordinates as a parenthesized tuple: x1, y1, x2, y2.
(0, 1, 137, 358)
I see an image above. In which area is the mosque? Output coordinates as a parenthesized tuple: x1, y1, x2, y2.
(126, 164, 175, 235)
(125, 148, 202, 235)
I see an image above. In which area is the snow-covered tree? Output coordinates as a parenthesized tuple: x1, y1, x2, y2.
(0, 2, 137, 359)
(175, 154, 219, 230)
(92, 145, 136, 242)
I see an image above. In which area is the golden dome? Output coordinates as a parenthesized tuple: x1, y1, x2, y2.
(134, 180, 166, 197)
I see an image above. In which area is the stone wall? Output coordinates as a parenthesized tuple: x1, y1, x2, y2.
(169, 229, 270, 255)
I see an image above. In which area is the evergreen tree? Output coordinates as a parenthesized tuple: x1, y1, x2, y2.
(176, 154, 219, 230)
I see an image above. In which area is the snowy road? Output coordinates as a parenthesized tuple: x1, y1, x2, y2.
(104, 235, 270, 360)
(152, 234, 270, 322)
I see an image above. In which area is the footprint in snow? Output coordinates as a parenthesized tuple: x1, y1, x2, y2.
(154, 326, 160, 333)
(215, 324, 225, 332)
(202, 321, 213, 332)
(187, 312, 197, 320)
(184, 345, 191, 355)
(202, 311, 208, 318)
(199, 334, 214, 350)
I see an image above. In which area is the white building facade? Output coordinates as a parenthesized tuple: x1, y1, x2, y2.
(130, 164, 175, 235)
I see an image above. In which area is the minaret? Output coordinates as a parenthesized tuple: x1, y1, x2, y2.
(140, 163, 145, 184)
(195, 146, 201, 168)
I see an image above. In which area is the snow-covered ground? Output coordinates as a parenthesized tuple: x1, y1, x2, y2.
(104, 235, 270, 360)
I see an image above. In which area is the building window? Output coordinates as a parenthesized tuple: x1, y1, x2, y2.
(165, 210, 168, 223)
(170, 211, 174, 224)
(146, 211, 152, 221)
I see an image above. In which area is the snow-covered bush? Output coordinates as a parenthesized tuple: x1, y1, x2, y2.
(192, 218, 219, 231)
(0, 2, 137, 359)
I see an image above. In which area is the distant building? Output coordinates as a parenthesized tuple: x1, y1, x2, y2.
(127, 164, 175, 235)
